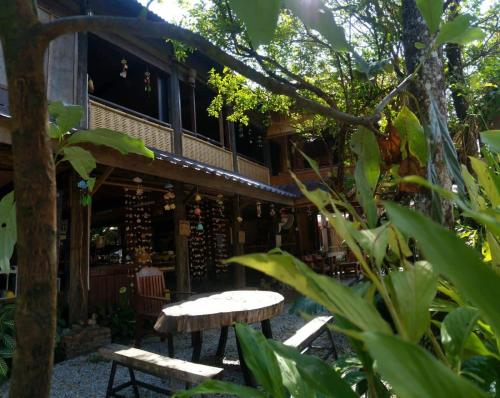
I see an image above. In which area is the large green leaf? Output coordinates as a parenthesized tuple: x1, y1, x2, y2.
(470, 157, 500, 208)
(441, 307, 480, 368)
(62, 146, 96, 181)
(67, 128, 154, 159)
(480, 130, 500, 153)
(173, 379, 267, 398)
(394, 106, 428, 165)
(351, 127, 380, 227)
(436, 15, 486, 46)
(235, 323, 286, 398)
(230, 250, 391, 334)
(416, 0, 443, 33)
(0, 192, 16, 273)
(268, 340, 358, 398)
(228, 0, 281, 46)
(350, 224, 389, 267)
(284, 0, 349, 52)
(0, 357, 7, 377)
(385, 202, 500, 336)
(48, 101, 83, 139)
(363, 332, 487, 398)
(389, 261, 437, 342)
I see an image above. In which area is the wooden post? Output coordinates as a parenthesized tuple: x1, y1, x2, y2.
(232, 195, 245, 288)
(173, 182, 190, 295)
(69, 172, 90, 325)
(169, 66, 183, 155)
(228, 120, 238, 173)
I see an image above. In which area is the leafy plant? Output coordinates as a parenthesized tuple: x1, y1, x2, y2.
(0, 304, 16, 379)
(95, 287, 136, 343)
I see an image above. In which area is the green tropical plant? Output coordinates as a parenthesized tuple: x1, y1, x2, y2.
(0, 304, 16, 380)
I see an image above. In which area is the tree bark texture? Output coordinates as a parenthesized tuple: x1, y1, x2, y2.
(0, 2, 57, 397)
(402, 0, 454, 226)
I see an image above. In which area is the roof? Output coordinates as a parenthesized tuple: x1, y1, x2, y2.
(153, 148, 298, 199)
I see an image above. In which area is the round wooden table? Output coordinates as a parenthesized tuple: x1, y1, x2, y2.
(154, 290, 284, 386)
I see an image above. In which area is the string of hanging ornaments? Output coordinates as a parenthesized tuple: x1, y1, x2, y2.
(119, 57, 152, 94)
(212, 194, 229, 275)
(124, 176, 153, 272)
(163, 188, 175, 212)
(188, 191, 207, 278)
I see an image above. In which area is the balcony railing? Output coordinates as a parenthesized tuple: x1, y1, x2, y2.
(88, 98, 270, 184)
(89, 98, 173, 153)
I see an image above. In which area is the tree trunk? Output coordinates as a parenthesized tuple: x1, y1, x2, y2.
(402, 0, 454, 226)
(1, 3, 58, 397)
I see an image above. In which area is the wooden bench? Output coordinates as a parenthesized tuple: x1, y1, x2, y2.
(99, 344, 223, 397)
(284, 316, 337, 360)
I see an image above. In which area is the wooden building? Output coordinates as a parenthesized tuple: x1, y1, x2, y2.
(0, 0, 299, 324)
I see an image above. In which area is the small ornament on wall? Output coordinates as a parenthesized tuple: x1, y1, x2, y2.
(120, 58, 128, 78)
(144, 70, 152, 93)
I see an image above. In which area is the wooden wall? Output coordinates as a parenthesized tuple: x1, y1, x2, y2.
(0, 6, 78, 105)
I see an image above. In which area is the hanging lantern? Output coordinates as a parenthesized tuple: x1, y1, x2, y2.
(269, 204, 276, 217)
(256, 202, 262, 218)
(120, 58, 128, 78)
(195, 193, 202, 202)
(194, 207, 202, 216)
(196, 222, 204, 231)
(237, 216, 243, 223)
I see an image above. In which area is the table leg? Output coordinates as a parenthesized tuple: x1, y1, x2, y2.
(261, 319, 273, 339)
(191, 331, 203, 362)
(216, 326, 228, 360)
(235, 328, 257, 387)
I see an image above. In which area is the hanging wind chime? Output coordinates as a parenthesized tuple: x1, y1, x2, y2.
(120, 58, 128, 78)
(144, 70, 152, 93)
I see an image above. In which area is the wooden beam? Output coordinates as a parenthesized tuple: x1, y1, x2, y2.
(173, 182, 190, 296)
(68, 172, 90, 325)
(169, 66, 183, 155)
(91, 166, 114, 195)
(88, 145, 294, 205)
(232, 195, 245, 288)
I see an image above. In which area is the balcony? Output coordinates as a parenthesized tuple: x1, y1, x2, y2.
(88, 98, 270, 184)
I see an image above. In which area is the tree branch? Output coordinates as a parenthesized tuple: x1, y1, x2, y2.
(35, 15, 378, 127)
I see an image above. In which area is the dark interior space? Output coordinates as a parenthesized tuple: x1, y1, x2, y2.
(269, 140, 283, 176)
(88, 34, 169, 122)
(180, 80, 193, 132)
(235, 122, 265, 163)
(195, 82, 220, 142)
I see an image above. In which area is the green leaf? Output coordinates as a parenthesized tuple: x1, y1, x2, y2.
(62, 147, 96, 182)
(0, 347, 13, 358)
(268, 340, 358, 398)
(441, 307, 480, 367)
(234, 323, 286, 398)
(1, 333, 15, 351)
(351, 224, 389, 267)
(230, 250, 391, 334)
(363, 332, 487, 398)
(284, 0, 349, 52)
(389, 261, 437, 342)
(173, 379, 267, 398)
(394, 106, 428, 165)
(351, 127, 380, 227)
(386, 202, 500, 336)
(0, 357, 7, 377)
(228, 0, 281, 46)
(415, 41, 425, 49)
(48, 101, 83, 139)
(0, 192, 16, 273)
(67, 128, 154, 159)
(416, 0, 443, 33)
(470, 157, 500, 207)
(436, 15, 486, 46)
(480, 130, 500, 152)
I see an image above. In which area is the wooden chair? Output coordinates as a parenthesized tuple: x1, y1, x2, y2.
(133, 266, 191, 354)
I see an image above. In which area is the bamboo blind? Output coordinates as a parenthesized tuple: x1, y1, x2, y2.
(182, 134, 234, 171)
(237, 156, 271, 184)
(89, 100, 173, 153)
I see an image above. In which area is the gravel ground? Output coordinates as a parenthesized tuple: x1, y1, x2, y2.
(1, 303, 351, 398)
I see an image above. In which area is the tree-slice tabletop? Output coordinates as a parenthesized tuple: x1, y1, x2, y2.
(154, 290, 285, 334)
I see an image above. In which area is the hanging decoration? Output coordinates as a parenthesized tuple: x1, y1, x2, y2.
(269, 203, 276, 217)
(238, 124, 244, 138)
(124, 177, 152, 270)
(256, 202, 262, 218)
(77, 179, 92, 206)
(120, 58, 128, 78)
(144, 70, 152, 93)
(188, 201, 207, 278)
(163, 188, 175, 211)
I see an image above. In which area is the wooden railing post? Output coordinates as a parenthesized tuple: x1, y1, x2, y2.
(169, 66, 183, 155)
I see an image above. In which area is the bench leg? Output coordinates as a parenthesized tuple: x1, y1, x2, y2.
(261, 319, 273, 339)
(128, 367, 140, 398)
(167, 333, 175, 357)
(134, 315, 144, 348)
(326, 328, 338, 360)
(106, 361, 118, 398)
(191, 331, 203, 362)
(216, 326, 228, 360)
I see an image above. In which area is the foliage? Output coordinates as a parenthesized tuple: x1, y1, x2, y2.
(95, 287, 136, 342)
(0, 193, 16, 273)
(0, 304, 15, 380)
